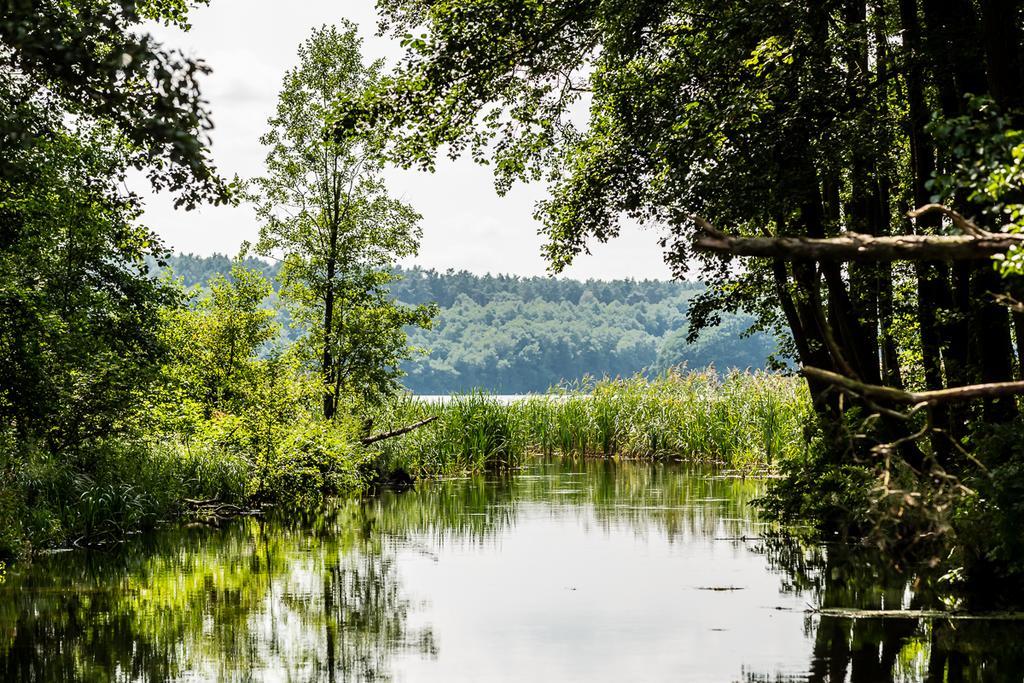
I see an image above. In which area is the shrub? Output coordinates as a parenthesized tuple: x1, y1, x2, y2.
(263, 419, 364, 500)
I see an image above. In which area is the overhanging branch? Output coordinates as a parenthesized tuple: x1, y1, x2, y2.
(695, 231, 1024, 260)
(689, 209, 1024, 261)
(803, 366, 1024, 405)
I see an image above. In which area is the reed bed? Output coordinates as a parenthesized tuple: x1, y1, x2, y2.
(369, 369, 810, 476)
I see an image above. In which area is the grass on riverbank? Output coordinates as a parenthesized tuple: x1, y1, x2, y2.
(367, 369, 810, 476)
(0, 411, 369, 558)
(1, 369, 808, 559)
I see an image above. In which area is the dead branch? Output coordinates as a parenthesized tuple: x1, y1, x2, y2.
(695, 231, 1024, 260)
(803, 366, 1024, 405)
(906, 203, 987, 236)
(993, 292, 1024, 314)
(361, 415, 438, 446)
(690, 206, 1024, 261)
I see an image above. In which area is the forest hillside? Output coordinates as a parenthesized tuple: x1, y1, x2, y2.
(164, 254, 780, 393)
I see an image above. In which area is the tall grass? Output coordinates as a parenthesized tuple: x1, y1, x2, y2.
(369, 369, 810, 476)
(2, 369, 808, 558)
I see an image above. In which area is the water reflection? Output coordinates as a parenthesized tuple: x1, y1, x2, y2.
(1, 458, 1021, 682)
(751, 536, 1024, 682)
(0, 503, 435, 682)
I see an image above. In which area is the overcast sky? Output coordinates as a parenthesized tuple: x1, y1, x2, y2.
(139, 0, 673, 280)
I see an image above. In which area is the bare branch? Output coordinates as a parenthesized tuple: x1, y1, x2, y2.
(694, 230, 1024, 261)
(907, 203, 986, 237)
(803, 366, 1024, 405)
(690, 207, 1024, 261)
(361, 415, 438, 446)
(993, 292, 1024, 314)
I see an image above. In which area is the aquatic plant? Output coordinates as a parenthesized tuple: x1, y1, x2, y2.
(369, 369, 810, 476)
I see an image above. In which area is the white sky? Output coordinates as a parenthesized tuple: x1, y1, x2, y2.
(139, 0, 673, 280)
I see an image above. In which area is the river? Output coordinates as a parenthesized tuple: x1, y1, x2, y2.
(1, 458, 1021, 681)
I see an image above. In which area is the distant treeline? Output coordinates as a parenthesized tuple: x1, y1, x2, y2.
(163, 254, 780, 393)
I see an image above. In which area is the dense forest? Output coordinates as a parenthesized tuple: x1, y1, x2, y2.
(163, 254, 780, 392)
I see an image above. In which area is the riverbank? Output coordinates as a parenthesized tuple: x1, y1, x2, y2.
(0, 370, 809, 561)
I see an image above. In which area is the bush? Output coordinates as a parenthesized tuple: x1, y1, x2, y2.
(757, 447, 875, 538)
(262, 419, 364, 500)
(948, 421, 1024, 599)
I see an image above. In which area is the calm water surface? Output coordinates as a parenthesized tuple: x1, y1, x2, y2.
(2, 459, 1022, 682)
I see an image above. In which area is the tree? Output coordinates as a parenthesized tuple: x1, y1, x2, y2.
(250, 23, 434, 419)
(342, 0, 1024, 587)
(160, 261, 279, 417)
(0, 0, 229, 451)
(0, 124, 177, 452)
(0, 0, 236, 558)
(344, 0, 1024, 408)
(1, 0, 228, 208)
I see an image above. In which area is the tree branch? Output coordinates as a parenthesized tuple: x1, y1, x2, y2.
(907, 203, 986, 236)
(689, 209, 1024, 261)
(360, 415, 438, 445)
(802, 366, 1024, 405)
(695, 231, 1024, 260)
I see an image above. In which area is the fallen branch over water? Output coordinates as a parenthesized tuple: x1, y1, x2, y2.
(813, 607, 1024, 621)
(361, 415, 438, 446)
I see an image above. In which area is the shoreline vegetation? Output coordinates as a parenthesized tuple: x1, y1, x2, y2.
(370, 370, 808, 476)
(0, 370, 808, 560)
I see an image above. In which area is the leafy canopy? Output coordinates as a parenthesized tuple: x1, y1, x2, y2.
(250, 23, 434, 412)
(1, 0, 228, 207)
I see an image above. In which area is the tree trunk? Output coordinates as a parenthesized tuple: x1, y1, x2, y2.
(322, 246, 338, 420)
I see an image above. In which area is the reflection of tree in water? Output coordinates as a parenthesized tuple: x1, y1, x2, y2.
(317, 555, 436, 682)
(0, 504, 435, 682)
(0, 458, 762, 682)
(746, 535, 1024, 682)
(363, 457, 764, 549)
(11, 458, 1023, 682)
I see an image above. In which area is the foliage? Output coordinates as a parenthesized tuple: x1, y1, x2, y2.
(0, 0, 233, 558)
(0, 116, 176, 454)
(249, 23, 434, 417)
(159, 262, 278, 416)
(149, 271, 367, 505)
(368, 370, 810, 476)
(0, 0, 228, 207)
(928, 95, 1024, 277)
(757, 434, 875, 539)
(952, 421, 1024, 593)
(2, 255, 365, 559)
(398, 268, 780, 392)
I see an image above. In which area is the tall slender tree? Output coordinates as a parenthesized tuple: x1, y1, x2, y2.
(251, 23, 433, 419)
